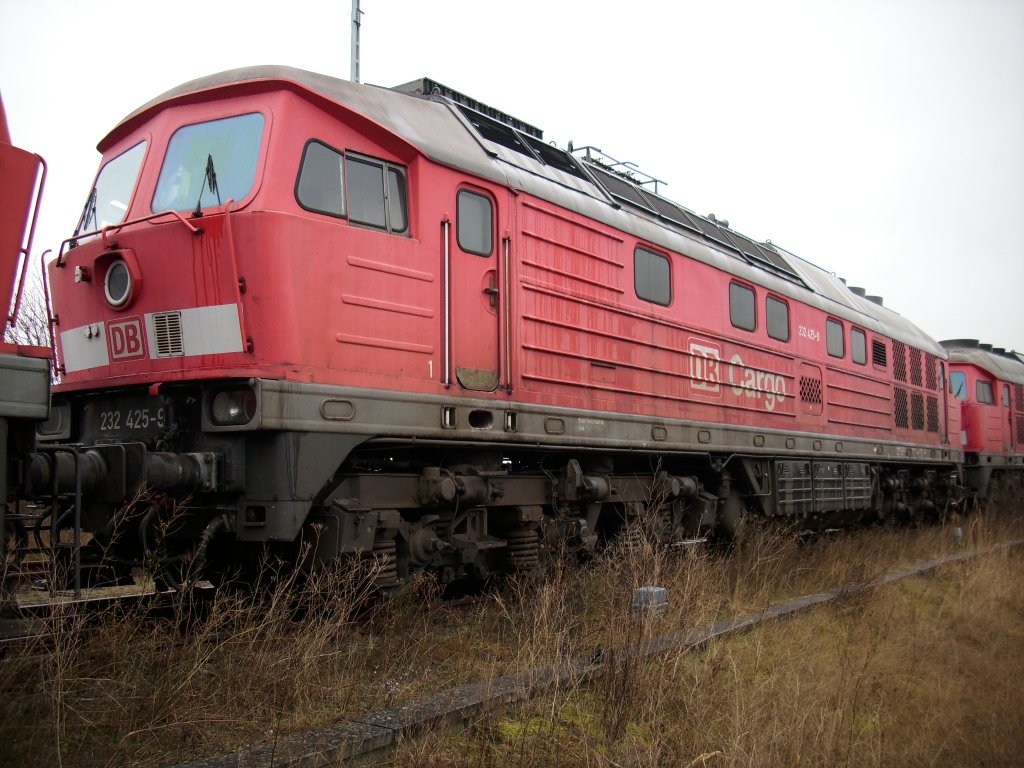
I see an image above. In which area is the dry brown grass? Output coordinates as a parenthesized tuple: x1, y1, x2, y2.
(1, 507, 1021, 767)
(389, 513, 1024, 768)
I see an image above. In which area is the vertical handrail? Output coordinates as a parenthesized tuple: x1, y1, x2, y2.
(940, 361, 950, 446)
(502, 235, 513, 394)
(8, 156, 47, 327)
(442, 217, 451, 387)
(37, 249, 59, 372)
(222, 199, 252, 353)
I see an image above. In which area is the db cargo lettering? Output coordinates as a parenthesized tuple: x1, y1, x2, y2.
(728, 353, 787, 412)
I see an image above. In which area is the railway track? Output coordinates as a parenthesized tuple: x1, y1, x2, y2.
(171, 535, 1024, 768)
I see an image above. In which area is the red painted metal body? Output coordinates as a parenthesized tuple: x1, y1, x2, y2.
(49, 72, 956, 463)
(944, 343, 1024, 461)
(1, 92, 47, 354)
(25, 67, 1009, 590)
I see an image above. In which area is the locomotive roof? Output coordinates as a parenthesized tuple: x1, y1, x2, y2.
(940, 340, 1024, 384)
(113, 65, 945, 357)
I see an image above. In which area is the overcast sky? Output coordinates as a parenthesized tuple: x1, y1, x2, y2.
(2, 0, 1021, 350)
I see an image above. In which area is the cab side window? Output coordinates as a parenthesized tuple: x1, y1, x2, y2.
(457, 189, 494, 256)
(296, 140, 408, 235)
(949, 371, 968, 401)
(729, 282, 756, 331)
(766, 296, 789, 341)
(851, 328, 867, 365)
(635, 247, 671, 306)
(297, 141, 345, 216)
(826, 318, 844, 358)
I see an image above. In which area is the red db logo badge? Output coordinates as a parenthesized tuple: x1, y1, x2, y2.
(108, 317, 147, 360)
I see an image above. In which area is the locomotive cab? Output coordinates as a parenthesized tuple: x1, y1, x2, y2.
(36, 69, 534, 587)
(942, 339, 1024, 496)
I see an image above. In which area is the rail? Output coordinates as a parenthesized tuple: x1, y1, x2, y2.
(441, 217, 451, 388)
(55, 209, 203, 268)
(502, 235, 512, 393)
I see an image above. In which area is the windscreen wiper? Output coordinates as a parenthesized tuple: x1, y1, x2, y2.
(76, 187, 98, 236)
(192, 154, 222, 217)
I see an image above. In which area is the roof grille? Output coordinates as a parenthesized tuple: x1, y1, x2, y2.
(393, 77, 544, 139)
(583, 159, 806, 287)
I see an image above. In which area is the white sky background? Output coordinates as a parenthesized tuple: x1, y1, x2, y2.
(2, 0, 1022, 349)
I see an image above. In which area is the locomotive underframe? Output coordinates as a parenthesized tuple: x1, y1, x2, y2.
(17, 377, 963, 589)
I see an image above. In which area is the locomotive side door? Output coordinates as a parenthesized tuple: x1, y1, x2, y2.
(447, 186, 502, 392)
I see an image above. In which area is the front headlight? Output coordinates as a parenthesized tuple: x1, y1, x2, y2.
(104, 259, 133, 307)
(210, 388, 257, 425)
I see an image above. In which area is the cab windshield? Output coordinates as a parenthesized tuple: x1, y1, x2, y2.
(152, 113, 264, 213)
(75, 141, 147, 236)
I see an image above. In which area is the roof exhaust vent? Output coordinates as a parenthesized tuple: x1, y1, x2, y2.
(980, 343, 993, 352)
(865, 295, 884, 306)
(849, 286, 867, 297)
(940, 339, 979, 349)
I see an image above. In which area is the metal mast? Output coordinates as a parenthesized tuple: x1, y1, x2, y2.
(351, 0, 362, 83)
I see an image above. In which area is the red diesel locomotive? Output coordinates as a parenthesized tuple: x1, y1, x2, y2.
(942, 340, 1024, 495)
(21, 66, 1011, 587)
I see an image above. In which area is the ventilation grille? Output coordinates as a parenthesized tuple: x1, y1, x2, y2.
(895, 387, 909, 429)
(909, 348, 922, 387)
(800, 376, 822, 405)
(911, 392, 925, 431)
(925, 353, 938, 390)
(927, 396, 940, 433)
(1016, 384, 1024, 445)
(893, 341, 907, 382)
(153, 312, 184, 357)
(872, 339, 888, 368)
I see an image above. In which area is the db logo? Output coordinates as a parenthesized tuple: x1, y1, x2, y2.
(107, 317, 147, 360)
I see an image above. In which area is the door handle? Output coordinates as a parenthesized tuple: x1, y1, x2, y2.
(484, 276, 499, 308)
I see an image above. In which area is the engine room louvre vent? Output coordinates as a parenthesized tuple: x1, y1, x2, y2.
(925, 353, 938, 391)
(894, 387, 909, 429)
(872, 339, 888, 368)
(911, 392, 925, 431)
(926, 396, 940, 433)
(893, 341, 907, 382)
(1017, 414, 1024, 445)
(910, 347, 923, 387)
(153, 311, 184, 357)
(1015, 383, 1024, 414)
